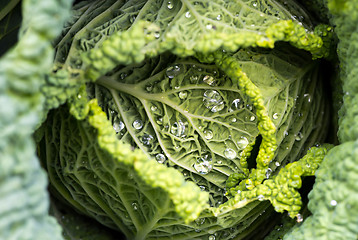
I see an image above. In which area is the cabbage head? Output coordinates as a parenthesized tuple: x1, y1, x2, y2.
(36, 0, 335, 239)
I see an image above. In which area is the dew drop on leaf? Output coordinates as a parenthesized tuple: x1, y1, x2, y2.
(224, 148, 236, 159)
(295, 132, 303, 141)
(275, 161, 280, 167)
(190, 75, 199, 84)
(216, 14, 222, 21)
(132, 119, 143, 129)
(156, 117, 163, 125)
(250, 116, 256, 121)
(231, 99, 244, 110)
(330, 200, 337, 206)
(257, 194, 265, 201)
(196, 218, 205, 225)
(120, 72, 127, 79)
(154, 32, 160, 38)
(296, 213, 303, 223)
(203, 90, 225, 112)
(166, 64, 182, 78)
(199, 186, 205, 191)
(203, 129, 213, 140)
(146, 84, 153, 92)
(132, 202, 138, 210)
(155, 153, 166, 163)
(141, 134, 154, 146)
(179, 91, 188, 99)
(129, 15, 136, 23)
(167, 1, 174, 9)
(231, 117, 237, 123)
(193, 157, 213, 174)
(273, 112, 279, 119)
(185, 11, 191, 18)
(265, 168, 272, 178)
(171, 120, 186, 137)
(209, 235, 216, 240)
(203, 75, 216, 86)
(237, 137, 249, 150)
(150, 105, 158, 112)
(113, 120, 124, 133)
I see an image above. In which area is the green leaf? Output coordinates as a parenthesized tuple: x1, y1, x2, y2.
(0, 0, 73, 239)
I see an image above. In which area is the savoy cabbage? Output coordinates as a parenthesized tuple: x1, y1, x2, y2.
(0, 0, 357, 239)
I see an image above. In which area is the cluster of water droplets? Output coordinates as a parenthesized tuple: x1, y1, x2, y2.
(141, 134, 154, 146)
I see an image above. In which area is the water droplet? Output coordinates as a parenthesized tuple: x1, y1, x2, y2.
(193, 157, 213, 174)
(231, 117, 237, 123)
(275, 161, 280, 167)
(265, 168, 272, 178)
(77, 94, 82, 99)
(231, 99, 244, 110)
(273, 113, 279, 119)
(171, 120, 186, 137)
(179, 91, 188, 99)
(120, 72, 127, 79)
(303, 93, 312, 103)
(166, 65, 182, 78)
(113, 120, 124, 133)
(209, 235, 216, 240)
(217, 160, 222, 164)
(185, 11, 191, 18)
(155, 154, 166, 164)
(129, 15, 136, 23)
(257, 194, 265, 201)
(203, 90, 225, 113)
(132, 202, 138, 210)
(195, 218, 205, 225)
(199, 186, 205, 191)
(247, 104, 253, 110)
(167, 1, 174, 9)
(133, 119, 143, 129)
(156, 117, 163, 125)
(206, 24, 213, 29)
(141, 134, 154, 146)
(330, 200, 337, 206)
(250, 116, 256, 121)
(151, 105, 158, 112)
(146, 84, 153, 92)
(296, 213, 303, 223)
(252, 2, 258, 7)
(237, 137, 249, 150)
(154, 32, 160, 38)
(295, 132, 303, 141)
(216, 14, 222, 21)
(245, 179, 253, 189)
(203, 129, 213, 140)
(224, 148, 236, 159)
(190, 75, 199, 84)
(203, 75, 216, 86)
